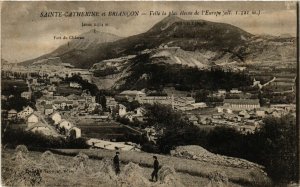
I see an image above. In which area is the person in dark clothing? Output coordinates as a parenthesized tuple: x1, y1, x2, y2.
(113, 152, 120, 174)
(151, 156, 159, 182)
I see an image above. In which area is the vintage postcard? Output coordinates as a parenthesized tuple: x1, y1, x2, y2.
(1, 1, 299, 186)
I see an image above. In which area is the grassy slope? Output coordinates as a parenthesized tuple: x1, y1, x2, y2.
(1, 149, 234, 187)
(52, 148, 271, 186)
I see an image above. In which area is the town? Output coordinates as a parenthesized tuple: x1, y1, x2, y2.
(1, 60, 296, 152)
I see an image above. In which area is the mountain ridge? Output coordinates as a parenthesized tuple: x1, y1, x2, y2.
(20, 16, 296, 69)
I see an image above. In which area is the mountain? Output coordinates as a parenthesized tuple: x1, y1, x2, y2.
(51, 29, 122, 56)
(21, 29, 122, 67)
(21, 16, 296, 70)
(21, 16, 253, 68)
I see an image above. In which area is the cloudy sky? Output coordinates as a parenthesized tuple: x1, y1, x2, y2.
(1, 1, 297, 63)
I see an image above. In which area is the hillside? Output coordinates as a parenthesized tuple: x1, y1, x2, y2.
(2, 147, 271, 186)
(90, 52, 253, 90)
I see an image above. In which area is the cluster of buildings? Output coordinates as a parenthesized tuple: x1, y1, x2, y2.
(117, 88, 295, 135)
(4, 106, 58, 136)
(118, 104, 146, 122)
(39, 91, 99, 115)
(4, 104, 83, 138)
(2, 61, 296, 149)
(184, 99, 295, 134)
(118, 90, 206, 111)
(48, 111, 81, 138)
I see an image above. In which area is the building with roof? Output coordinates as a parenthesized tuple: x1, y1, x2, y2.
(7, 109, 17, 120)
(17, 106, 34, 119)
(70, 82, 82, 88)
(27, 122, 53, 136)
(119, 104, 127, 117)
(52, 100, 74, 110)
(223, 99, 260, 111)
(58, 120, 73, 131)
(27, 113, 39, 128)
(21, 91, 32, 100)
(137, 96, 172, 105)
(87, 138, 140, 151)
(44, 104, 54, 115)
(230, 88, 242, 94)
(118, 90, 146, 101)
(50, 112, 61, 125)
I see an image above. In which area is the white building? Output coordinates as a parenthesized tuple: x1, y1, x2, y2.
(50, 112, 62, 125)
(17, 106, 34, 119)
(256, 110, 266, 118)
(119, 90, 146, 101)
(230, 88, 242, 94)
(21, 91, 32, 100)
(223, 99, 260, 111)
(70, 82, 82, 88)
(119, 104, 127, 117)
(27, 113, 39, 128)
(58, 120, 73, 131)
(87, 138, 140, 151)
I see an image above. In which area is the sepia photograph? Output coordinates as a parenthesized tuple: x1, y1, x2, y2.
(1, 1, 299, 186)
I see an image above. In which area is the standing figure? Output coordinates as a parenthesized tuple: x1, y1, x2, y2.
(151, 156, 159, 182)
(113, 152, 120, 174)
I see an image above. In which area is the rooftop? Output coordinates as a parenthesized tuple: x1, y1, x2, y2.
(44, 104, 53, 109)
(119, 90, 146, 96)
(224, 99, 260, 105)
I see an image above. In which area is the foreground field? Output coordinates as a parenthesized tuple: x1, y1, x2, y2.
(2, 146, 272, 187)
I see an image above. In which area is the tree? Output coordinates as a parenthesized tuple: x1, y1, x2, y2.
(257, 115, 297, 182)
(195, 90, 209, 102)
(96, 93, 107, 110)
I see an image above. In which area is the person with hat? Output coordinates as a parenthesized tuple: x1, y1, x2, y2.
(113, 151, 120, 174)
(151, 155, 159, 182)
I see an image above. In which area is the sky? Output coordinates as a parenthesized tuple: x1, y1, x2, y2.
(1, 1, 297, 63)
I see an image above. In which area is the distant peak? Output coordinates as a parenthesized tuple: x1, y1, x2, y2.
(150, 16, 184, 32)
(86, 29, 100, 33)
(160, 15, 183, 23)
